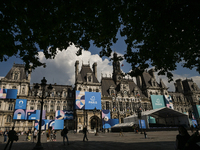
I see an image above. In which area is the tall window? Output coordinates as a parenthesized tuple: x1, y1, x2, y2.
(44, 105, 47, 111)
(63, 106, 66, 110)
(119, 102, 123, 111)
(57, 106, 60, 110)
(37, 105, 41, 110)
(89, 88, 92, 92)
(8, 104, 13, 110)
(63, 92, 66, 97)
(14, 72, 18, 80)
(69, 93, 72, 97)
(30, 106, 34, 110)
(50, 116, 53, 120)
(106, 101, 109, 110)
(88, 76, 91, 82)
(50, 105, 54, 112)
(7, 115, 11, 122)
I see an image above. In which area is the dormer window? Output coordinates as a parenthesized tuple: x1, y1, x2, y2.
(13, 71, 20, 80)
(87, 73, 93, 82)
(88, 76, 91, 82)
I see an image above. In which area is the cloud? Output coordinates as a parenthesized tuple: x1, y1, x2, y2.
(31, 45, 113, 85)
(154, 71, 200, 92)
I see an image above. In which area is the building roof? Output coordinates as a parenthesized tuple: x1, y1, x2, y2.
(4, 63, 27, 80)
(79, 64, 99, 83)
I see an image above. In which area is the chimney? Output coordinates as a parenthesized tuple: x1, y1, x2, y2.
(75, 60, 79, 81)
(93, 62, 97, 78)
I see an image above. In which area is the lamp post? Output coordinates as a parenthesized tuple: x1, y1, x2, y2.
(93, 107, 98, 136)
(33, 77, 53, 150)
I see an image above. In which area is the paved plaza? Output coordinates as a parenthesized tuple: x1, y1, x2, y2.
(0, 130, 198, 150)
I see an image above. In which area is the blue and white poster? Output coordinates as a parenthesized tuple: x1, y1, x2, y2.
(85, 92, 101, 110)
(15, 99, 27, 109)
(55, 110, 73, 120)
(13, 109, 26, 120)
(26, 110, 46, 120)
(151, 95, 165, 109)
(54, 120, 64, 130)
(139, 120, 146, 129)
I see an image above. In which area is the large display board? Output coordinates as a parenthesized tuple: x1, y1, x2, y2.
(164, 95, 174, 109)
(13, 99, 27, 120)
(102, 110, 119, 129)
(26, 110, 46, 120)
(76, 91, 101, 110)
(0, 88, 17, 99)
(151, 95, 166, 109)
(55, 110, 73, 120)
(35, 119, 64, 130)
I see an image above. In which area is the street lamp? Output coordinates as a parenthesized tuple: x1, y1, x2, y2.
(33, 77, 53, 150)
(93, 107, 98, 136)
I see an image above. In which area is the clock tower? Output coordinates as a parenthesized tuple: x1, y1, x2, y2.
(112, 52, 122, 84)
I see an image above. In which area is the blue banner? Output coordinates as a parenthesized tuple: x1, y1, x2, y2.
(85, 92, 101, 110)
(139, 120, 146, 129)
(54, 120, 64, 130)
(6, 89, 18, 99)
(151, 95, 165, 109)
(55, 110, 73, 120)
(26, 110, 40, 120)
(15, 99, 27, 109)
(13, 109, 26, 120)
(35, 119, 64, 130)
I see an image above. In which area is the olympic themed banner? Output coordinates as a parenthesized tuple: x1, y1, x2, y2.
(26, 110, 46, 120)
(102, 110, 119, 129)
(0, 88, 6, 99)
(76, 91, 85, 109)
(102, 110, 111, 128)
(35, 119, 64, 130)
(164, 95, 174, 109)
(139, 120, 146, 129)
(13, 109, 26, 120)
(193, 105, 200, 119)
(55, 110, 73, 120)
(151, 95, 165, 109)
(76, 91, 101, 110)
(15, 99, 27, 109)
(0, 88, 17, 99)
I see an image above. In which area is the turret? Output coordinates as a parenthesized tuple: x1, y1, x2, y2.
(92, 62, 97, 78)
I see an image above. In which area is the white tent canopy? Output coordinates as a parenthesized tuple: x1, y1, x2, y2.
(119, 107, 190, 129)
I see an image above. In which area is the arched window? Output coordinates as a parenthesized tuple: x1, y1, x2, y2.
(57, 106, 60, 110)
(89, 88, 92, 92)
(50, 116, 53, 120)
(14, 72, 18, 80)
(63, 106, 66, 110)
(96, 89, 99, 92)
(7, 115, 11, 122)
(78, 87, 82, 91)
(12, 86, 16, 89)
(22, 87, 25, 94)
(8, 104, 13, 110)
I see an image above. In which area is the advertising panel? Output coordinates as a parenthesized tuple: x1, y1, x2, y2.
(6, 89, 18, 99)
(76, 91, 101, 110)
(110, 119, 119, 127)
(102, 110, 111, 129)
(164, 95, 174, 109)
(26, 110, 46, 120)
(151, 95, 165, 109)
(139, 120, 146, 129)
(35, 119, 64, 130)
(85, 92, 101, 110)
(55, 110, 73, 120)
(13, 109, 26, 120)
(0, 88, 6, 99)
(75, 91, 85, 109)
(15, 99, 27, 109)
(54, 120, 64, 130)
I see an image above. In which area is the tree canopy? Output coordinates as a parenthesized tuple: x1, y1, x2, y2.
(1, 0, 200, 81)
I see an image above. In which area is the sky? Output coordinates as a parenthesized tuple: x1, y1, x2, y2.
(0, 34, 200, 92)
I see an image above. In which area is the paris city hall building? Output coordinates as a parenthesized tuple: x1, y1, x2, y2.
(0, 53, 200, 132)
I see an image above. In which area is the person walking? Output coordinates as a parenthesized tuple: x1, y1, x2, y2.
(3, 129, 8, 143)
(83, 125, 88, 141)
(62, 127, 69, 145)
(4, 127, 18, 150)
(33, 128, 37, 143)
(119, 127, 124, 136)
(144, 130, 147, 139)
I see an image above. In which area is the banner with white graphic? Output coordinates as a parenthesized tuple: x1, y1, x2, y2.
(150, 95, 165, 109)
